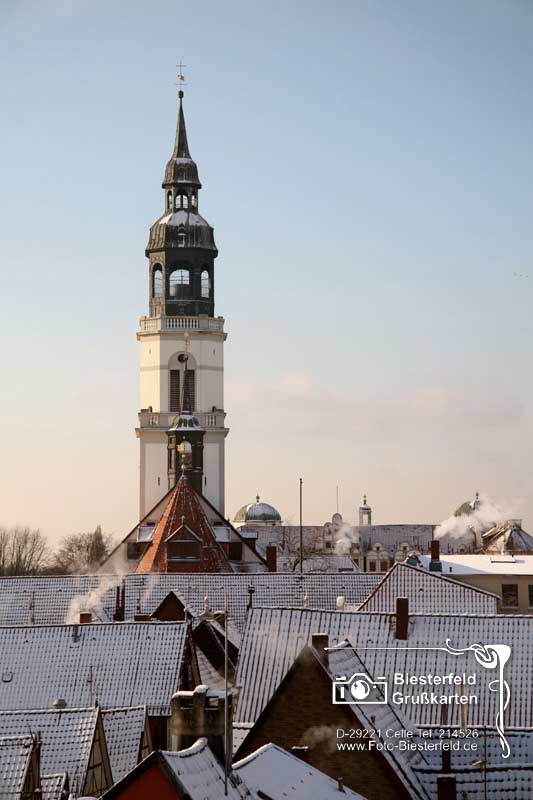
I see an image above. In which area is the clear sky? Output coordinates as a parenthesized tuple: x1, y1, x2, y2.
(1, 0, 532, 543)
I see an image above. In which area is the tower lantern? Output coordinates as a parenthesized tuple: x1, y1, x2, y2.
(359, 494, 372, 526)
(137, 87, 228, 516)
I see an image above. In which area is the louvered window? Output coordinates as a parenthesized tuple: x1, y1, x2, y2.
(170, 370, 180, 412)
(169, 370, 195, 413)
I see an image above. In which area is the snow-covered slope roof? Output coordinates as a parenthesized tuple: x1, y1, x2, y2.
(236, 607, 531, 733)
(161, 738, 253, 799)
(358, 562, 498, 613)
(233, 742, 369, 799)
(125, 573, 380, 630)
(0, 735, 34, 798)
(0, 622, 187, 715)
(40, 772, 69, 800)
(102, 707, 148, 782)
(0, 575, 120, 626)
(0, 708, 97, 791)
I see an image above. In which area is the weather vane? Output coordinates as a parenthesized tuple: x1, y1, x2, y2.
(176, 60, 187, 95)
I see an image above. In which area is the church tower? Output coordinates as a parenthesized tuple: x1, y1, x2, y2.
(137, 90, 228, 516)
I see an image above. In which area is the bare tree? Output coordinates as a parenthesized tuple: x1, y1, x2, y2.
(0, 527, 50, 576)
(53, 525, 114, 574)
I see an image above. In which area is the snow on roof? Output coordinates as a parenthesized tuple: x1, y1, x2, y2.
(125, 573, 380, 631)
(418, 553, 533, 575)
(102, 707, 147, 782)
(0, 622, 187, 715)
(0, 708, 97, 792)
(161, 738, 252, 799)
(413, 763, 533, 800)
(275, 555, 358, 573)
(0, 735, 34, 798)
(358, 525, 434, 552)
(0, 575, 120, 626)
(41, 772, 69, 800)
(235, 607, 533, 734)
(358, 562, 498, 613)
(233, 741, 368, 799)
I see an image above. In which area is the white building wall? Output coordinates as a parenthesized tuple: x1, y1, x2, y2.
(137, 320, 227, 517)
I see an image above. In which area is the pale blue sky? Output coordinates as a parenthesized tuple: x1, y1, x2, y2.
(1, 0, 532, 540)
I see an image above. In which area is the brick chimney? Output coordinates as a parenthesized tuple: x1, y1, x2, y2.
(266, 545, 277, 573)
(437, 776, 456, 800)
(395, 597, 409, 640)
(430, 540, 442, 572)
(79, 611, 92, 624)
(170, 685, 232, 764)
(311, 633, 329, 668)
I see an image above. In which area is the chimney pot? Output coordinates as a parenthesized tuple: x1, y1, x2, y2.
(395, 597, 409, 640)
(437, 776, 456, 800)
(311, 633, 329, 667)
(266, 545, 277, 572)
(430, 540, 442, 572)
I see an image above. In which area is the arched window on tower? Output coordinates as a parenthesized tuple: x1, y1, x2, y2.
(174, 194, 182, 211)
(201, 270, 210, 299)
(167, 191, 172, 210)
(177, 439, 192, 470)
(191, 193, 197, 208)
(182, 194, 189, 209)
(169, 269, 190, 298)
(152, 266, 163, 297)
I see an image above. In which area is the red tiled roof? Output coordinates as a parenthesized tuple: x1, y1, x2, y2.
(135, 475, 233, 574)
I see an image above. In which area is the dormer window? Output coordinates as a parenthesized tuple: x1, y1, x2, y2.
(166, 524, 202, 561)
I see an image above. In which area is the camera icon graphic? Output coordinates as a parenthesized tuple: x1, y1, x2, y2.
(332, 672, 388, 705)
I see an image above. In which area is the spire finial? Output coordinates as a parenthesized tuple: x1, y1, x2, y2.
(172, 62, 191, 159)
(363, 494, 367, 505)
(256, 494, 260, 503)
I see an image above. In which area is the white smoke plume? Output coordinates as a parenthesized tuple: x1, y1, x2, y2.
(64, 575, 120, 625)
(300, 725, 340, 753)
(334, 523, 359, 556)
(435, 493, 520, 543)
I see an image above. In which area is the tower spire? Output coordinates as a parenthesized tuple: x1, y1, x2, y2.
(173, 91, 191, 159)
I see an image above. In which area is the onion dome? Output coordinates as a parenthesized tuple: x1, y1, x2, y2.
(234, 495, 282, 524)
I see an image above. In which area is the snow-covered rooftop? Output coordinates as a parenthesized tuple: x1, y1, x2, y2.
(0, 708, 98, 794)
(233, 742, 368, 799)
(235, 607, 533, 734)
(102, 706, 148, 782)
(358, 562, 498, 613)
(125, 573, 380, 630)
(0, 735, 34, 799)
(0, 575, 120, 626)
(161, 738, 252, 799)
(418, 553, 533, 575)
(0, 622, 187, 715)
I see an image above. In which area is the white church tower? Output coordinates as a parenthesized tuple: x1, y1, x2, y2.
(136, 90, 228, 517)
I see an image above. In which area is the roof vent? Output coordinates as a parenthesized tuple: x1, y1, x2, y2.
(52, 698, 67, 710)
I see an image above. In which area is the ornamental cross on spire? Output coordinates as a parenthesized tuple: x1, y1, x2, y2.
(176, 61, 187, 97)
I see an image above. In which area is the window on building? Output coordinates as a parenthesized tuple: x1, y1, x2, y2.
(169, 369, 195, 413)
(228, 542, 243, 561)
(174, 194, 181, 210)
(167, 539, 200, 561)
(368, 561, 376, 572)
(201, 270, 210, 298)
(191, 193, 197, 207)
(177, 439, 192, 470)
(152, 266, 163, 297)
(167, 191, 172, 209)
(182, 194, 189, 209)
(529, 585, 533, 609)
(169, 269, 190, 298)
(502, 584, 519, 608)
(379, 559, 389, 572)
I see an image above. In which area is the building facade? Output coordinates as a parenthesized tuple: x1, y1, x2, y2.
(137, 91, 228, 517)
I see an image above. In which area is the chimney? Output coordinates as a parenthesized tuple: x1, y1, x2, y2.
(311, 633, 329, 668)
(79, 611, 92, 624)
(395, 597, 409, 640)
(430, 540, 442, 572)
(290, 745, 309, 763)
(337, 777, 345, 793)
(437, 776, 456, 800)
(266, 545, 277, 572)
(170, 685, 232, 764)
